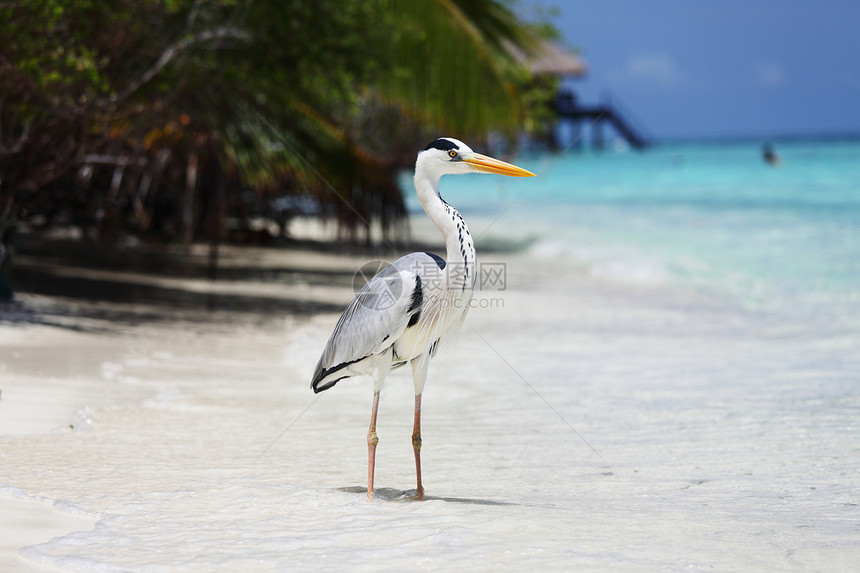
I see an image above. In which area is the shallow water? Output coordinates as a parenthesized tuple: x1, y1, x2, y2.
(2, 140, 859, 571)
(410, 139, 860, 319)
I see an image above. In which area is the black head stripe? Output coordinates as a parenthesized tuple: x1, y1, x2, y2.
(424, 138, 459, 152)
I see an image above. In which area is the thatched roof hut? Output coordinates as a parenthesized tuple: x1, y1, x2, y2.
(510, 39, 588, 77)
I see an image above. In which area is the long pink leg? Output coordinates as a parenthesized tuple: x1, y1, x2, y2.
(412, 393, 424, 500)
(367, 390, 381, 501)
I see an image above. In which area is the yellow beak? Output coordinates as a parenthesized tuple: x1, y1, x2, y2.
(462, 153, 535, 177)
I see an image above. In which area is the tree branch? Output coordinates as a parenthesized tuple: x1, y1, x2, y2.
(106, 27, 251, 106)
(186, 0, 203, 30)
(81, 154, 148, 168)
(0, 101, 32, 155)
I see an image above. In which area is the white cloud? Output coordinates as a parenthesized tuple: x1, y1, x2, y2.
(610, 53, 680, 87)
(753, 59, 787, 87)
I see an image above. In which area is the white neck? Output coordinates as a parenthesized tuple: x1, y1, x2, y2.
(414, 171, 477, 292)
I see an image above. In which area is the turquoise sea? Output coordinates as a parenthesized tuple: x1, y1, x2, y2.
(409, 139, 860, 320)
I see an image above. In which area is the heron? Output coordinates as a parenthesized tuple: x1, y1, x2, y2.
(311, 137, 535, 500)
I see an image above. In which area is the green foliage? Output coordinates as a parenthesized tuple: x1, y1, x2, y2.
(375, 0, 531, 134)
(0, 0, 553, 245)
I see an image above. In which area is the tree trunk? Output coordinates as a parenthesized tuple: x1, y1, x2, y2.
(183, 151, 198, 243)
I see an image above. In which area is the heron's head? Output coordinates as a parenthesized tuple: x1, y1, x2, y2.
(416, 137, 535, 181)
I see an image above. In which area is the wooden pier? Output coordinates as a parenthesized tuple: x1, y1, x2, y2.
(512, 40, 649, 150)
(555, 90, 649, 149)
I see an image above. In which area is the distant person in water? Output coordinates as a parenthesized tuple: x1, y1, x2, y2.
(762, 143, 782, 166)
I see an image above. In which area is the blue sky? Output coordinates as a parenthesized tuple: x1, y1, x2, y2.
(528, 1, 860, 139)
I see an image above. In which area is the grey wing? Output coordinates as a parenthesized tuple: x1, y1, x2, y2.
(310, 252, 444, 393)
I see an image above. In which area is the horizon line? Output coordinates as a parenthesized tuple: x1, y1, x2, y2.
(650, 130, 860, 146)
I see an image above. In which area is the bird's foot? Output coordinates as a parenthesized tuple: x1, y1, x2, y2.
(397, 487, 424, 501)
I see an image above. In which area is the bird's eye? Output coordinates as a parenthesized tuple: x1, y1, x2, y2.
(448, 150, 457, 158)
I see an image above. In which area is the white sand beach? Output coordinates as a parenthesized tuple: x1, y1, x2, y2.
(1, 239, 858, 571)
